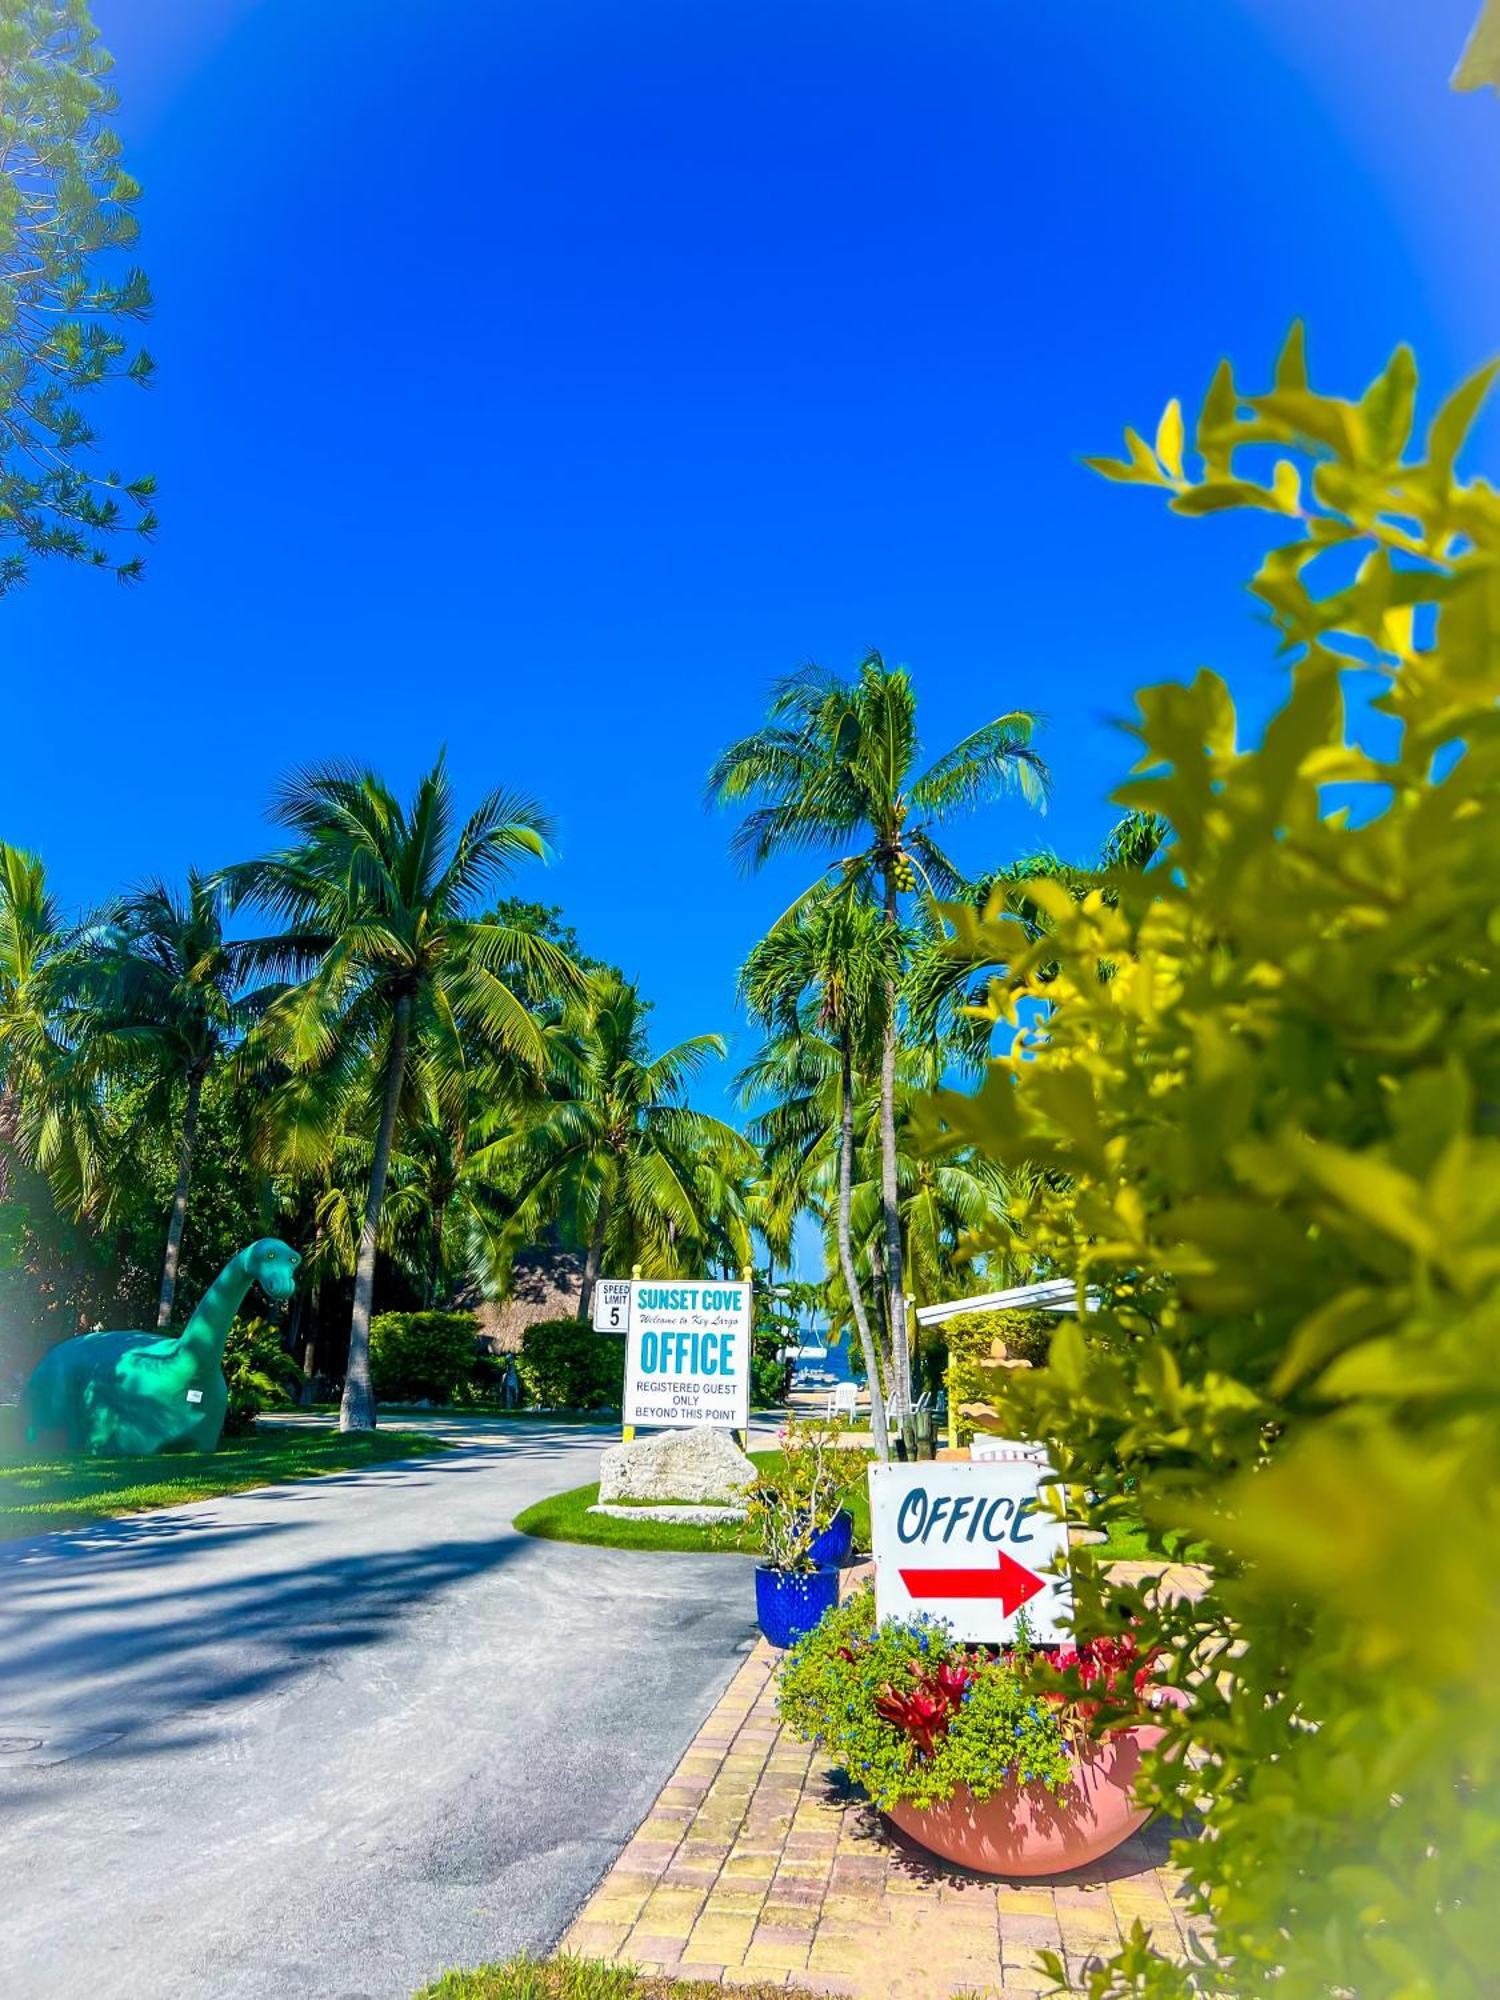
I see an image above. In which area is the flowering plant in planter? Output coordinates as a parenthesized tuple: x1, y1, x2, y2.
(776, 1584, 1156, 1813)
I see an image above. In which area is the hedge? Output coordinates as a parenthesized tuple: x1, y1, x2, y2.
(369, 1311, 481, 1402)
(940, 1307, 1063, 1443)
(518, 1319, 626, 1410)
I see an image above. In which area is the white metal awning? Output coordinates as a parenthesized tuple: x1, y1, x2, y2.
(914, 1278, 1096, 1328)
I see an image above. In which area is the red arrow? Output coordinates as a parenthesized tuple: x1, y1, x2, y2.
(897, 1548, 1047, 1617)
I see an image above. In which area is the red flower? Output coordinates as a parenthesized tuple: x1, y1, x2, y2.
(874, 1681, 954, 1758)
(875, 1657, 977, 1758)
(1012, 1630, 1162, 1725)
(925, 1658, 976, 1709)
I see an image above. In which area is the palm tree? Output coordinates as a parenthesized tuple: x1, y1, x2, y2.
(78, 872, 258, 1326)
(0, 842, 95, 1217)
(907, 807, 1173, 1060)
(224, 758, 578, 1432)
(741, 897, 893, 1456)
(709, 652, 1048, 1418)
(478, 968, 756, 1313)
(0, 844, 62, 1204)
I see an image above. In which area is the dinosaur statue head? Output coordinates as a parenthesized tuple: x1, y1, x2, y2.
(244, 1237, 302, 1303)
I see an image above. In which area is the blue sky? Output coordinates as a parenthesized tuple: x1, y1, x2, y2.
(8, 1, 1498, 1171)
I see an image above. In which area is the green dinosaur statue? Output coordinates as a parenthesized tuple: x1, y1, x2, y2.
(21, 1237, 302, 1457)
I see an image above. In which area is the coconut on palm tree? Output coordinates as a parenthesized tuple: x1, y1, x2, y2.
(709, 652, 1049, 1418)
(224, 757, 579, 1432)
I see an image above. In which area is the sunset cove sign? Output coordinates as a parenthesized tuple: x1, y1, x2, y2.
(622, 1279, 752, 1429)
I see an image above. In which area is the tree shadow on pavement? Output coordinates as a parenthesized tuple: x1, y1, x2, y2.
(0, 1420, 709, 1783)
(0, 1520, 532, 1766)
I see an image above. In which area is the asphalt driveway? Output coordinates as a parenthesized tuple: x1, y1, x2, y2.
(0, 1417, 759, 2000)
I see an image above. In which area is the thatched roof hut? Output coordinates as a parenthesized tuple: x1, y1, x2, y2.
(463, 1248, 587, 1354)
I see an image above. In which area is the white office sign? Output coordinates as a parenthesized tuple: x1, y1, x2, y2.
(591, 1278, 632, 1333)
(868, 1458, 1073, 1645)
(623, 1278, 752, 1428)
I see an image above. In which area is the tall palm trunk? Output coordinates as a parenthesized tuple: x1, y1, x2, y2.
(342, 995, 411, 1432)
(426, 1179, 452, 1306)
(579, 1179, 611, 1320)
(878, 866, 912, 1420)
(300, 1214, 325, 1406)
(869, 1233, 890, 1380)
(156, 1067, 205, 1328)
(0, 1081, 21, 1205)
(837, 1025, 888, 1458)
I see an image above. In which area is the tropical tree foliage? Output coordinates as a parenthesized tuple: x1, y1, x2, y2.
(924, 335, 1500, 1997)
(907, 807, 1172, 1059)
(741, 897, 893, 1453)
(0, 0, 156, 589)
(476, 967, 756, 1314)
(72, 872, 259, 1325)
(1, 762, 775, 1418)
(0, 840, 70, 1204)
(223, 759, 579, 1432)
(710, 652, 1048, 1417)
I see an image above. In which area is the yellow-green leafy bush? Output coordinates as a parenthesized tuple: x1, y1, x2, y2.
(921, 332, 1500, 1998)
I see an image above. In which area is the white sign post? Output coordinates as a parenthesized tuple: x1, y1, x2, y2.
(868, 1459, 1074, 1644)
(591, 1278, 632, 1333)
(623, 1278, 752, 1429)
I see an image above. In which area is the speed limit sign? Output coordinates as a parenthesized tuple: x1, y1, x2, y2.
(591, 1279, 632, 1333)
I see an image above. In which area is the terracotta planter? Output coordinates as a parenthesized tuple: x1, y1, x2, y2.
(884, 1722, 1165, 1877)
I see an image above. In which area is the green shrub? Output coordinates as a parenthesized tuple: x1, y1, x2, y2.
(939, 1308, 1062, 1441)
(517, 1319, 625, 1410)
(750, 1346, 789, 1407)
(919, 337, 1500, 1996)
(368, 1311, 479, 1402)
(446, 1353, 508, 1408)
(776, 1585, 1074, 1810)
(221, 1317, 301, 1436)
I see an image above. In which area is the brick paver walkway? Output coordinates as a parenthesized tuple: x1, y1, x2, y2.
(564, 1583, 1209, 1998)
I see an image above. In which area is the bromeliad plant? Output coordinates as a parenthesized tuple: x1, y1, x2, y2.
(776, 1586, 1151, 1810)
(743, 1414, 863, 1572)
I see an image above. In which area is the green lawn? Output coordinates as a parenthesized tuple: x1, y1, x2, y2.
(416, 1954, 813, 1999)
(514, 1450, 1168, 1563)
(0, 1424, 446, 1539)
(512, 1448, 868, 1555)
(307, 1401, 620, 1421)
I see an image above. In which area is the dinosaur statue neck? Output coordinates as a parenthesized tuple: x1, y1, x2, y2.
(174, 1249, 254, 1364)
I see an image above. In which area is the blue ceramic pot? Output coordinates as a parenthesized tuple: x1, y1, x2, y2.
(755, 1563, 840, 1649)
(807, 1508, 854, 1568)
